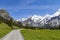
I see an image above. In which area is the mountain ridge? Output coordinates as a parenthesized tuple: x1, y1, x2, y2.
(17, 9, 60, 28)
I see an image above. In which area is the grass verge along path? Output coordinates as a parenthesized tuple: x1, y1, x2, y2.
(21, 29, 60, 40)
(0, 23, 13, 38)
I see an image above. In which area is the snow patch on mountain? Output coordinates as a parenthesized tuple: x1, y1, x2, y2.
(40, 14, 51, 21)
(31, 15, 42, 22)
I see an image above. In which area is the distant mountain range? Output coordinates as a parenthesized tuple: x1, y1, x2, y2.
(18, 9, 60, 28)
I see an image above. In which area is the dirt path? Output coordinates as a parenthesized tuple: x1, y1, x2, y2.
(0, 30, 24, 40)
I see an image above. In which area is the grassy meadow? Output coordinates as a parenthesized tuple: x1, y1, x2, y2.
(21, 29, 60, 40)
(0, 22, 13, 38)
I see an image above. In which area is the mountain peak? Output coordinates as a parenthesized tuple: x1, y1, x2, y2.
(31, 15, 42, 22)
(31, 15, 42, 20)
(44, 14, 51, 17)
(53, 9, 60, 17)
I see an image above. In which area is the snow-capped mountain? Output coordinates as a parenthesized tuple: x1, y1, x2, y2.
(20, 15, 42, 27)
(18, 9, 60, 28)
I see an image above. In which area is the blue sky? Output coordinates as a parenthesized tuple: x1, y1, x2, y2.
(0, 0, 60, 20)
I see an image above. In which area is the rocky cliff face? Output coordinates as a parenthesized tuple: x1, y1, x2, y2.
(0, 9, 9, 16)
(0, 9, 12, 20)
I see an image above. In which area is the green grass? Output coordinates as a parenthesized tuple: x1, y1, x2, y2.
(21, 29, 60, 40)
(0, 22, 13, 38)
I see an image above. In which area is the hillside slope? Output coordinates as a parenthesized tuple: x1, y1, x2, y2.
(0, 22, 13, 38)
